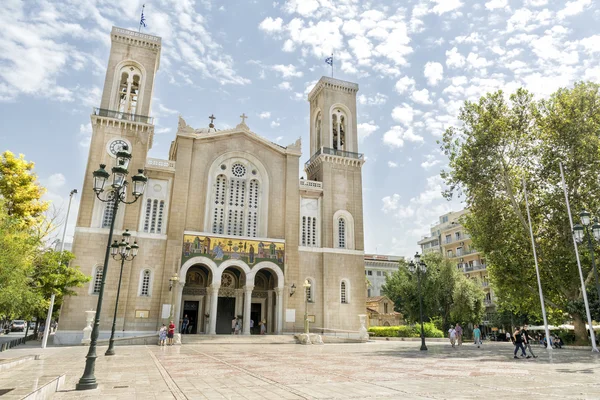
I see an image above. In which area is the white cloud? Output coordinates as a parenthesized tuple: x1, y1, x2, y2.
(78, 123, 92, 148)
(411, 88, 433, 104)
(259, 17, 284, 33)
(431, 0, 463, 15)
(277, 81, 293, 90)
(358, 93, 388, 106)
(382, 194, 400, 213)
(388, 161, 398, 168)
(383, 126, 424, 148)
(271, 120, 280, 128)
(424, 62, 444, 86)
(158, 103, 178, 116)
(421, 154, 441, 170)
(485, 0, 508, 11)
(579, 35, 600, 53)
(259, 111, 271, 119)
(466, 52, 492, 69)
(391, 104, 414, 126)
(271, 64, 303, 78)
(446, 47, 466, 68)
(357, 121, 379, 142)
(44, 173, 66, 192)
(395, 76, 416, 94)
(557, 0, 592, 19)
(284, 0, 321, 17)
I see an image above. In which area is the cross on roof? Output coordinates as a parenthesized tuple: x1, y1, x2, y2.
(240, 113, 248, 124)
(209, 114, 216, 123)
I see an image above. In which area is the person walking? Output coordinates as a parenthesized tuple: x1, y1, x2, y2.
(181, 314, 189, 335)
(231, 317, 237, 335)
(455, 323, 463, 346)
(448, 326, 457, 348)
(159, 324, 167, 346)
(260, 320, 266, 335)
(512, 326, 529, 359)
(250, 319, 254, 334)
(521, 325, 537, 358)
(234, 318, 242, 335)
(473, 324, 481, 348)
(167, 320, 175, 345)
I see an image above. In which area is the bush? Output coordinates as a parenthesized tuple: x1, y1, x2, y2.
(368, 324, 444, 338)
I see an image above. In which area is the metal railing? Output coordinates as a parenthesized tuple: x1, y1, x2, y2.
(305, 147, 364, 167)
(463, 264, 486, 272)
(93, 108, 154, 124)
(0, 334, 35, 352)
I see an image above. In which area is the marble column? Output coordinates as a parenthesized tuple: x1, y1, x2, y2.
(267, 290, 274, 333)
(242, 285, 254, 335)
(208, 285, 220, 334)
(173, 282, 184, 331)
(204, 291, 211, 334)
(235, 289, 243, 317)
(275, 287, 283, 334)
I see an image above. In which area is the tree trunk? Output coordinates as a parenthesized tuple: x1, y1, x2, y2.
(572, 313, 588, 345)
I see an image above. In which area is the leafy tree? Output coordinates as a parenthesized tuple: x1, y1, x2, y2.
(30, 250, 90, 319)
(0, 151, 49, 227)
(450, 275, 485, 325)
(441, 82, 600, 344)
(382, 253, 483, 331)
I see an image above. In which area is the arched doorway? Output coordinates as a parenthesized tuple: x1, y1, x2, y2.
(216, 265, 246, 334)
(181, 265, 211, 334)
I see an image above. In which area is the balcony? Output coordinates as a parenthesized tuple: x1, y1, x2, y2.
(305, 147, 364, 168)
(146, 158, 176, 173)
(463, 264, 486, 272)
(93, 107, 154, 125)
(299, 179, 323, 192)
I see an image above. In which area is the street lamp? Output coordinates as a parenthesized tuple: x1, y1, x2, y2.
(105, 230, 139, 356)
(76, 145, 147, 391)
(408, 252, 428, 351)
(303, 280, 311, 334)
(574, 210, 600, 305)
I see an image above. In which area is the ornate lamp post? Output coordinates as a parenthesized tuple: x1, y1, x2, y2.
(303, 280, 311, 334)
(573, 210, 600, 303)
(76, 146, 147, 391)
(408, 252, 428, 351)
(105, 230, 139, 356)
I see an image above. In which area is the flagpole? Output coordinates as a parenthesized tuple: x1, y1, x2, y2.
(331, 53, 334, 78)
(139, 4, 145, 32)
(522, 178, 552, 352)
(559, 162, 599, 352)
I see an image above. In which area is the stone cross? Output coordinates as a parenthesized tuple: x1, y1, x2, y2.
(240, 113, 248, 124)
(209, 114, 216, 123)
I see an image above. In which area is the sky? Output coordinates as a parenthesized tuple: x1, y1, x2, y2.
(1, 0, 599, 257)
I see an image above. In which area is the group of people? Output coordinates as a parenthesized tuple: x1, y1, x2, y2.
(511, 325, 538, 359)
(231, 316, 267, 335)
(158, 320, 176, 346)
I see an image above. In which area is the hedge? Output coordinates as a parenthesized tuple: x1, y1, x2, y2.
(368, 323, 444, 338)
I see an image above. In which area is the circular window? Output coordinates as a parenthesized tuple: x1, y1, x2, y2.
(252, 169, 257, 175)
(221, 273, 234, 288)
(232, 163, 246, 177)
(220, 164, 226, 170)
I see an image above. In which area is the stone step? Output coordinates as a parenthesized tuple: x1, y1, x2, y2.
(180, 334, 297, 345)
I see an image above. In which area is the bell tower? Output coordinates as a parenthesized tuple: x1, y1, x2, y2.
(303, 76, 366, 330)
(76, 27, 161, 230)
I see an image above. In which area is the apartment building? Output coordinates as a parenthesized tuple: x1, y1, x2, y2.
(364, 254, 404, 297)
(418, 210, 496, 325)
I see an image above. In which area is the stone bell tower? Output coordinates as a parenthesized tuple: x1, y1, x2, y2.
(77, 27, 161, 231)
(303, 76, 366, 330)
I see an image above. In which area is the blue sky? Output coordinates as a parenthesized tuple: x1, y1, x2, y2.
(1, 0, 599, 257)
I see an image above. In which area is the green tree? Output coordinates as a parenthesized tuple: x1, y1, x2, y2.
(441, 82, 600, 344)
(0, 151, 49, 227)
(30, 250, 90, 320)
(382, 253, 482, 331)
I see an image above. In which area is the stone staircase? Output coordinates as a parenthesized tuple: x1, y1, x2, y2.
(180, 334, 298, 345)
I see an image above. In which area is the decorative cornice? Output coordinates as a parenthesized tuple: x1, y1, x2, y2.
(308, 76, 359, 102)
(111, 27, 161, 50)
(299, 246, 365, 256)
(304, 153, 365, 175)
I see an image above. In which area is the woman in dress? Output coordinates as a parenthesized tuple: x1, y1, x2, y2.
(159, 324, 167, 346)
(260, 320, 266, 335)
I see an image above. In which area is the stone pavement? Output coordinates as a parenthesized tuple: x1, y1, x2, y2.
(1, 340, 600, 399)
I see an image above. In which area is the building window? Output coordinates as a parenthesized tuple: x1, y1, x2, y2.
(116, 65, 142, 115)
(447, 250, 453, 258)
(456, 247, 463, 256)
(143, 199, 165, 234)
(140, 270, 151, 296)
(367, 288, 371, 297)
(445, 234, 451, 243)
(376, 271, 382, 276)
(315, 111, 322, 149)
(301, 216, 318, 247)
(455, 232, 461, 240)
(384, 303, 388, 314)
(102, 191, 116, 228)
(338, 218, 346, 248)
(92, 267, 103, 294)
(341, 281, 348, 304)
(367, 270, 372, 276)
(331, 108, 347, 151)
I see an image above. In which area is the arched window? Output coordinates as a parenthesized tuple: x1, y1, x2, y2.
(332, 108, 347, 151)
(340, 280, 349, 304)
(143, 199, 165, 234)
(338, 218, 346, 248)
(315, 112, 322, 149)
(92, 267, 103, 294)
(140, 270, 151, 296)
(302, 216, 317, 246)
(102, 191, 116, 229)
(210, 161, 262, 237)
(116, 65, 142, 115)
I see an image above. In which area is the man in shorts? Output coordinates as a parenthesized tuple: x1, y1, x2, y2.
(168, 320, 175, 345)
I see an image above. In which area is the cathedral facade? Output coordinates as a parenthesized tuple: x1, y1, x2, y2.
(56, 27, 366, 344)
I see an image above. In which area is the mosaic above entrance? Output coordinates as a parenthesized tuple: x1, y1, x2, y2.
(182, 234, 285, 272)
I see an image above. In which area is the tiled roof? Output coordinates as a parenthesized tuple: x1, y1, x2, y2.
(366, 296, 386, 303)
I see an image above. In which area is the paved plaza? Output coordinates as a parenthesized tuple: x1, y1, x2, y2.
(1, 340, 600, 399)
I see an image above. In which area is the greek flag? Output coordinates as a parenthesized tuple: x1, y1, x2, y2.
(325, 56, 333, 66)
(140, 5, 147, 28)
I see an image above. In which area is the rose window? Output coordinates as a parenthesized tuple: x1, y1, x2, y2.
(221, 273, 234, 288)
(232, 163, 246, 177)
